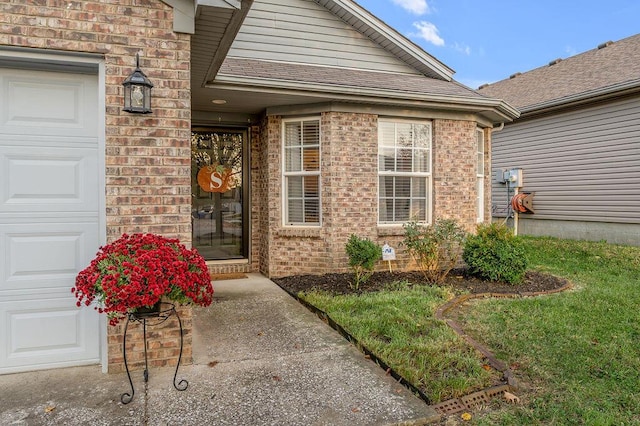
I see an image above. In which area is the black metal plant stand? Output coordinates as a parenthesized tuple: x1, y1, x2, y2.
(120, 302, 188, 404)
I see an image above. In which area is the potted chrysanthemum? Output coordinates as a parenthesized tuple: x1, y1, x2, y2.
(72, 233, 213, 325)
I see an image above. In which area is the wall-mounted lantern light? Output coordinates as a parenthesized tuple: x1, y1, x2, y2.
(123, 53, 153, 114)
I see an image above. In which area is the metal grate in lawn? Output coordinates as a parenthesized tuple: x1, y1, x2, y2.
(431, 384, 511, 415)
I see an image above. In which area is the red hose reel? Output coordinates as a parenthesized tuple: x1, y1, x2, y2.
(511, 192, 535, 214)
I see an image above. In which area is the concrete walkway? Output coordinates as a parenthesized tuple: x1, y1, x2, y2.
(0, 273, 439, 425)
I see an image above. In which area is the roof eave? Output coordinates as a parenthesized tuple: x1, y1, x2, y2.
(208, 75, 520, 122)
(519, 78, 640, 116)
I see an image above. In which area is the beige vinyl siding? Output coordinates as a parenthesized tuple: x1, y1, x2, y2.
(227, 0, 421, 75)
(492, 96, 640, 224)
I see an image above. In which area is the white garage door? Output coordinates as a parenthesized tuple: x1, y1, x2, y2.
(0, 66, 102, 373)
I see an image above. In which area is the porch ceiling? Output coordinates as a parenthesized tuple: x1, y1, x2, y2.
(191, 0, 319, 123)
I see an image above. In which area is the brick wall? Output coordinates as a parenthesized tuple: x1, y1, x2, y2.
(323, 112, 379, 272)
(433, 119, 479, 233)
(107, 305, 193, 374)
(263, 113, 484, 277)
(483, 128, 492, 223)
(1, 0, 193, 373)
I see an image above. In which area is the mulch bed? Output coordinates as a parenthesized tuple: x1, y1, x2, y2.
(273, 268, 569, 296)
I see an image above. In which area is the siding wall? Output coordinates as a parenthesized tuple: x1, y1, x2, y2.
(492, 95, 640, 228)
(227, 0, 420, 75)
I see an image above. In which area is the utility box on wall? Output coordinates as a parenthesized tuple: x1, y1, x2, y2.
(495, 168, 523, 187)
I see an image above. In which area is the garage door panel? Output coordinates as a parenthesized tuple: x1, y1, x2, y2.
(0, 70, 97, 136)
(0, 296, 100, 371)
(1, 223, 98, 293)
(0, 65, 101, 373)
(0, 146, 98, 212)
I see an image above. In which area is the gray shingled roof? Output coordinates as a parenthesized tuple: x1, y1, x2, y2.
(219, 57, 485, 100)
(478, 33, 640, 110)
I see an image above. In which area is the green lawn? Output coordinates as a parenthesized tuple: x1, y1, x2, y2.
(460, 237, 640, 425)
(299, 237, 640, 424)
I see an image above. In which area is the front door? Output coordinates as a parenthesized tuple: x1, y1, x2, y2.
(191, 128, 248, 260)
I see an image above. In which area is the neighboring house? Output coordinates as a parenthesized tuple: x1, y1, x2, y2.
(0, 0, 517, 374)
(479, 33, 640, 246)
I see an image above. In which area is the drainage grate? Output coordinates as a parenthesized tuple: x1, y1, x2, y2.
(460, 390, 490, 407)
(432, 384, 513, 415)
(485, 384, 510, 400)
(432, 398, 466, 415)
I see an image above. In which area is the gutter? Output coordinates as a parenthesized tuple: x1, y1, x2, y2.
(209, 75, 521, 121)
(519, 78, 640, 116)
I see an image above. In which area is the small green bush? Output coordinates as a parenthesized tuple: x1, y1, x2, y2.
(345, 234, 381, 289)
(402, 219, 467, 284)
(463, 222, 528, 284)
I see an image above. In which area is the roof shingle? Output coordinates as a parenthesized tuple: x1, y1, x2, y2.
(478, 33, 640, 109)
(218, 57, 486, 100)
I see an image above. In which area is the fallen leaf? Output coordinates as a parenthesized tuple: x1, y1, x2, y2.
(461, 412, 472, 421)
(351, 407, 360, 413)
(45, 406, 56, 413)
(482, 364, 492, 371)
(257, 332, 264, 336)
(385, 367, 391, 375)
(504, 391, 520, 404)
(208, 361, 219, 368)
(272, 375, 282, 381)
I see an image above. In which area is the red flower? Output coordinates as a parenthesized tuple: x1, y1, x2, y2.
(72, 233, 213, 325)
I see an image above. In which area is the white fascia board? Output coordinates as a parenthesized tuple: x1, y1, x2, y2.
(197, 0, 241, 8)
(209, 75, 520, 121)
(322, 0, 454, 81)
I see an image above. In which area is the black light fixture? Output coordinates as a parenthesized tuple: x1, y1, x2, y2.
(123, 53, 153, 114)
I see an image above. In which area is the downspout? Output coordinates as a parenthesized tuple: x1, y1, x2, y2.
(492, 122, 514, 232)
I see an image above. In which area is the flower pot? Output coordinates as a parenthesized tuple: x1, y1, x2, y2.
(134, 301, 162, 316)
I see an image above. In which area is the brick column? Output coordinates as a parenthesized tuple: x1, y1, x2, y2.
(432, 120, 478, 232)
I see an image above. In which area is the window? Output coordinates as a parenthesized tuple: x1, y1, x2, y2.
(476, 128, 485, 222)
(378, 120, 431, 224)
(283, 118, 321, 226)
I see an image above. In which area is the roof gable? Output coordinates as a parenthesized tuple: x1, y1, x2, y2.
(224, 0, 453, 80)
(479, 33, 640, 112)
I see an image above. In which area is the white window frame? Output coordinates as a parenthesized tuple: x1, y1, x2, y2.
(378, 119, 432, 225)
(282, 117, 322, 227)
(476, 128, 485, 223)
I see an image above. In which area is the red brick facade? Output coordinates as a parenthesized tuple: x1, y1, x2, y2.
(254, 112, 490, 278)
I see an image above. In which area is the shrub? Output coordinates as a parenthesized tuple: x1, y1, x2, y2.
(402, 219, 467, 284)
(345, 234, 381, 289)
(463, 223, 528, 284)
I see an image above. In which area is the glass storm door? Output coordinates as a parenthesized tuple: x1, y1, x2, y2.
(191, 128, 248, 260)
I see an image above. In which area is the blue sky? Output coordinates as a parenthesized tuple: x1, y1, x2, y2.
(354, 0, 640, 89)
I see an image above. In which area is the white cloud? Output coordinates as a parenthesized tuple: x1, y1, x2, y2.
(453, 42, 471, 56)
(565, 45, 577, 56)
(411, 21, 444, 46)
(391, 0, 430, 15)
